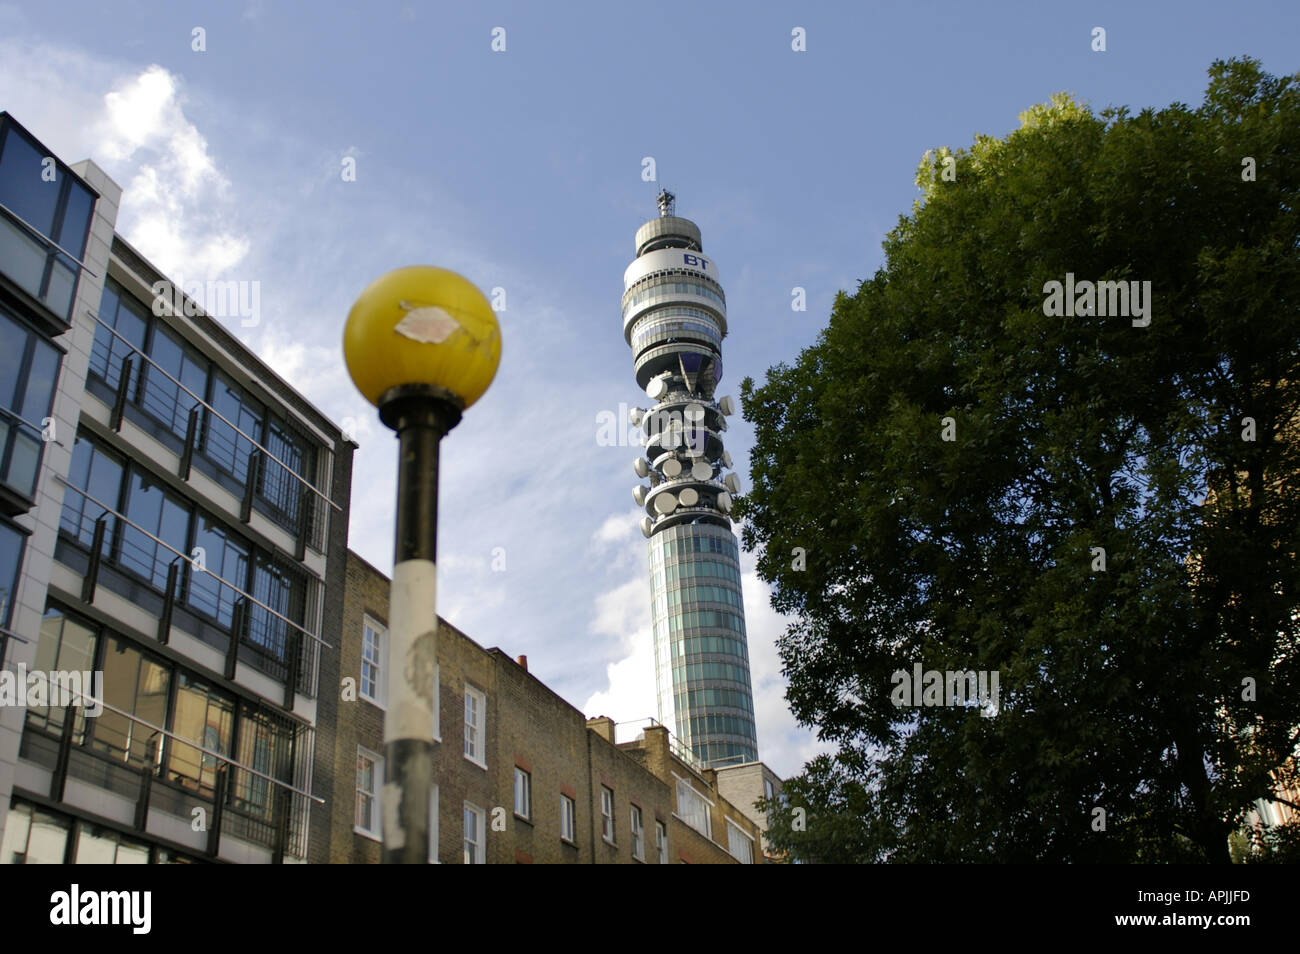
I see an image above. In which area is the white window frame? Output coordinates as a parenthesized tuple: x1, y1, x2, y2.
(672, 772, 713, 838)
(513, 767, 531, 820)
(463, 684, 486, 768)
(600, 786, 615, 844)
(560, 794, 576, 844)
(463, 801, 485, 864)
(432, 662, 441, 742)
(727, 817, 755, 863)
(656, 819, 668, 864)
(360, 616, 387, 707)
(630, 804, 645, 861)
(428, 783, 439, 864)
(354, 746, 383, 841)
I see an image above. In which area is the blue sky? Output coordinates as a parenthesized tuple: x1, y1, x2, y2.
(1, 0, 1295, 777)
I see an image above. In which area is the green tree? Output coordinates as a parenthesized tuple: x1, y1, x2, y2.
(739, 58, 1300, 863)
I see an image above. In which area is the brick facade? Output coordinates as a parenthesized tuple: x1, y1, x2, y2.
(327, 551, 762, 864)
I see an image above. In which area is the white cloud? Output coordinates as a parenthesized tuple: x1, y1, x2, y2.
(582, 576, 655, 723)
(90, 64, 248, 278)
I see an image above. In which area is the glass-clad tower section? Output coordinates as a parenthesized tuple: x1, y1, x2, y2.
(623, 192, 757, 766)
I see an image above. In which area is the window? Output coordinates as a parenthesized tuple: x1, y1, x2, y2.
(0, 520, 24, 629)
(59, 433, 123, 550)
(764, 778, 776, 822)
(186, 514, 250, 628)
(727, 819, 754, 864)
(0, 119, 94, 256)
(138, 323, 207, 441)
(428, 783, 439, 863)
(656, 820, 668, 864)
(89, 281, 147, 394)
(0, 118, 94, 321)
(233, 706, 295, 821)
(0, 308, 60, 499)
(74, 822, 150, 864)
(432, 663, 440, 741)
(360, 616, 385, 706)
(259, 418, 315, 531)
(26, 606, 96, 736)
(560, 794, 576, 844)
(167, 673, 234, 796)
(600, 786, 615, 843)
(91, 635, 170, 769)
(463, 803, 484, 864)
(120, 469, 191, 590)
(203, 371, 263, 486)
(355, 747, 382, 840)
(513, 767, 531, 820)
(463, 685, 485, 767)
(244, 552, 305, 678)
(0, 801, 70, 864)
(630, 804, 644, 861)
(675, 776, 711, 837)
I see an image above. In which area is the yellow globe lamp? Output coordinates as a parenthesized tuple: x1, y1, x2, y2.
(343, 265, 501, 411)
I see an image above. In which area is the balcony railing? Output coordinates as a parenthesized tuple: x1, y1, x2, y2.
(18, 680, 320, 861)
(88, 312, 339, 554)
(56, 478, 328, 698)
(0, 200, 93, 325)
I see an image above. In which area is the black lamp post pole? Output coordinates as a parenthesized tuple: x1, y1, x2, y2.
(378, 383, 462, 864)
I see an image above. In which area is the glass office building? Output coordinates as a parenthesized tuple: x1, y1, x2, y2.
(623, 192, 757, 766)
(0, 113, 353, 863)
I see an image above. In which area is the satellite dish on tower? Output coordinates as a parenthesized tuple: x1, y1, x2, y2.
(719, 395, 736, 416)
(679, 487, 699, 507)
(641, 516, 654, 538)
(633, 458, 649, 478)
(655, 492, 678, 514)
(724, 473, 741, 494)
(721, 451, 732, 468)
(629, 407, 645, 426)
(647, 377, 667, 400)
(633, 485, 648, 506)
(662, 458, 682, 478)
(691, 461, 712, 480)
(717, 491, 732, 513)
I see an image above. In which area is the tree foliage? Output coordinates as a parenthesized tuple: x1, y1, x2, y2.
(739, 59, 1300, 863)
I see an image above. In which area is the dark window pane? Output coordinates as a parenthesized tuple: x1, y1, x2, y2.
(140, 325, 206, 439)
(91, 283, 146, 392)
(187, 515, 248, 627)
(0, 521, 23, 627)
(56, 181, 94, 258)
(18, 336, 58, 420)
(0, 125, 60, 237)
(204, 373, 262, 483)
(0, 312, 26, 409)
(121, 470, 190, 589)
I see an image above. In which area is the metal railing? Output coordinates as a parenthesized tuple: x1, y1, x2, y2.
(0, 203, 87, 323)
(56, 478, 327, 696)
(87, 313, 338, 551)
(22, 677, 319, 860)
(0, 200, 97, 276)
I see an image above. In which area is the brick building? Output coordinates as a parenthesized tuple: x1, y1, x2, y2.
(332, 550, 762, 863)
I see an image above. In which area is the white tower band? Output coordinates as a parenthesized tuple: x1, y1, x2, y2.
(623, 191, 757, 766)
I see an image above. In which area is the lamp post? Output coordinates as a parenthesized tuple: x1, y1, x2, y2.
(344, 266, 501, 863)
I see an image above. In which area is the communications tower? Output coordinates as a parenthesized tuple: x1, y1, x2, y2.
(622, 190, 757, 766)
